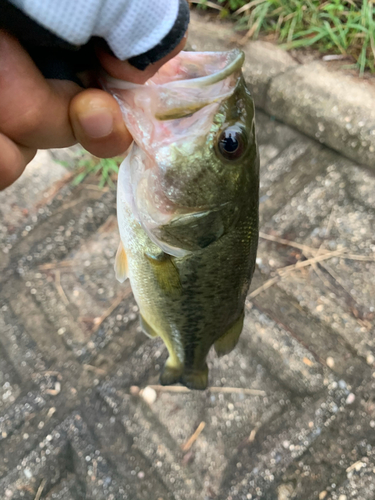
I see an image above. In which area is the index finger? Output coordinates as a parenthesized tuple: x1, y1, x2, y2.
(96, 31, 188, 85)
(0, 30, 80, 149)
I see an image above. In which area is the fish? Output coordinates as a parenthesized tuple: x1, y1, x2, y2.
(105, 49, 259, 390)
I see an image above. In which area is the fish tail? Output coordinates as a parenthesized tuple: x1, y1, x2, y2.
(154, 313, 244, 391)
(160, 363, 209, 391)
(180, 365, 209, 391)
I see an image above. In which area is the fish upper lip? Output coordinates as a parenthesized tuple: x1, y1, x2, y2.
(102, 49, 244, 90)
(166, 49, 244, 88)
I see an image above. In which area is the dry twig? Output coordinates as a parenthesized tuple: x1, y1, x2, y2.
(148, 385, 266, 396)
(210, 387, 266, 396)
(34, 479, 47, 500)
(249, 249, 345, 298)
(234, 0, 266, 15)
(91, 287, 132, 332)
(259, 231, 321, 255)
(83, 185, 109, 192)
(259, 232, 375, 262)
(248, 425, 262, 443)
(342, 254, 375, 262)
(83, 364, 106, 375)
(181, 422, 206, 452)
(53, 198, 84, 216)
(240, 18, 261, 44)
(248, 276, 280, 299)
(54, 270, 69, 306)
(278, 249, 345, 276)
(38, 260, 77, 270)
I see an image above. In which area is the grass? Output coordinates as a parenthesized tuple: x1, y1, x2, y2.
(55, 151, 123, 189)
(72, 156, 122, 188)
(194, 0, 375, 75)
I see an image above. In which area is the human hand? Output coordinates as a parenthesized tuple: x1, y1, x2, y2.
(0, 30, 187, 190)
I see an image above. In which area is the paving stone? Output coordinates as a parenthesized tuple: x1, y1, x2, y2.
(0, 179, 116, 282)
(329, 456, 375, 500)
(19, 214, 137, 359)
(96, 317, 351, 500)
(0, 350, 21, 413)
(49, 145, 84, 170)
(0, 413, 138, 500)
(1, 106, 375, 499)
(0, 301, 47, 383)
(274, 374, 375, 500)
(81, 393, 173, 500)
(221, 380, 350, 500)
(0, 150, 74, 277)
(256, 112, 300, 161)
(248, 269, 356, 378)
(0, 151, 68, 242)
(243, 304, 325, 396)
(259, 137, 311, 192)
(44, 476, 85, 500)
(259, 156, 375, 364)
(149, 336, 289, 497)
(260, 141, 334, 224)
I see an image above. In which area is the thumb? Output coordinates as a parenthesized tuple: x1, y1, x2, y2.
(69, 88, 132, 158)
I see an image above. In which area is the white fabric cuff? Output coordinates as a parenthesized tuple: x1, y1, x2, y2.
(9, 0, 180, 60)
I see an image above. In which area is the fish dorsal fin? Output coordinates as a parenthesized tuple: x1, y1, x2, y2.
(114, 241, 129, 283)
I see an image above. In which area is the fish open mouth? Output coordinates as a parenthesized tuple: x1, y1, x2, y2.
(105, 49, 245, 121)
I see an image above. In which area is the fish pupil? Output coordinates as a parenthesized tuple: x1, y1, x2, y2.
(220, 133, 239, 153)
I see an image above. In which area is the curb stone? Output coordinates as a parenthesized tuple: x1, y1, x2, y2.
(266, 62, 375, 170)
(189, 11, 375, 171)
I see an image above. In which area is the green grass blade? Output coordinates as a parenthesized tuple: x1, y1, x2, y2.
(72, 171, 88, 186)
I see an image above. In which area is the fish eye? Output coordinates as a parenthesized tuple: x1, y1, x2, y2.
(217, 126, 247, 161)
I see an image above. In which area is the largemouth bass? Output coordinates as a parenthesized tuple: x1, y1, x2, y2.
(105, 49, 259, 390)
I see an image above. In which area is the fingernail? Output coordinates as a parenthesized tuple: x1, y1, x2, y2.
(78, 110, 113, 138)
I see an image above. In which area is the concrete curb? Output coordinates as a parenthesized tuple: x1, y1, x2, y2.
(189, 12, 375, 170)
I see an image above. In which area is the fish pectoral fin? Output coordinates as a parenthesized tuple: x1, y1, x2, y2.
(214, 311, 244, 357)
(145, 251, 182, 296)
(114, 241, 129, 283)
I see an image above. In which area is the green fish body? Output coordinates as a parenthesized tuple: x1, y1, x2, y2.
(107, 50, 259, 390)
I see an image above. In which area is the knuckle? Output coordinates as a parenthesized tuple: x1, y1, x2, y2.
(0, 90, 48, 142)
(17, 101, 45, 133)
